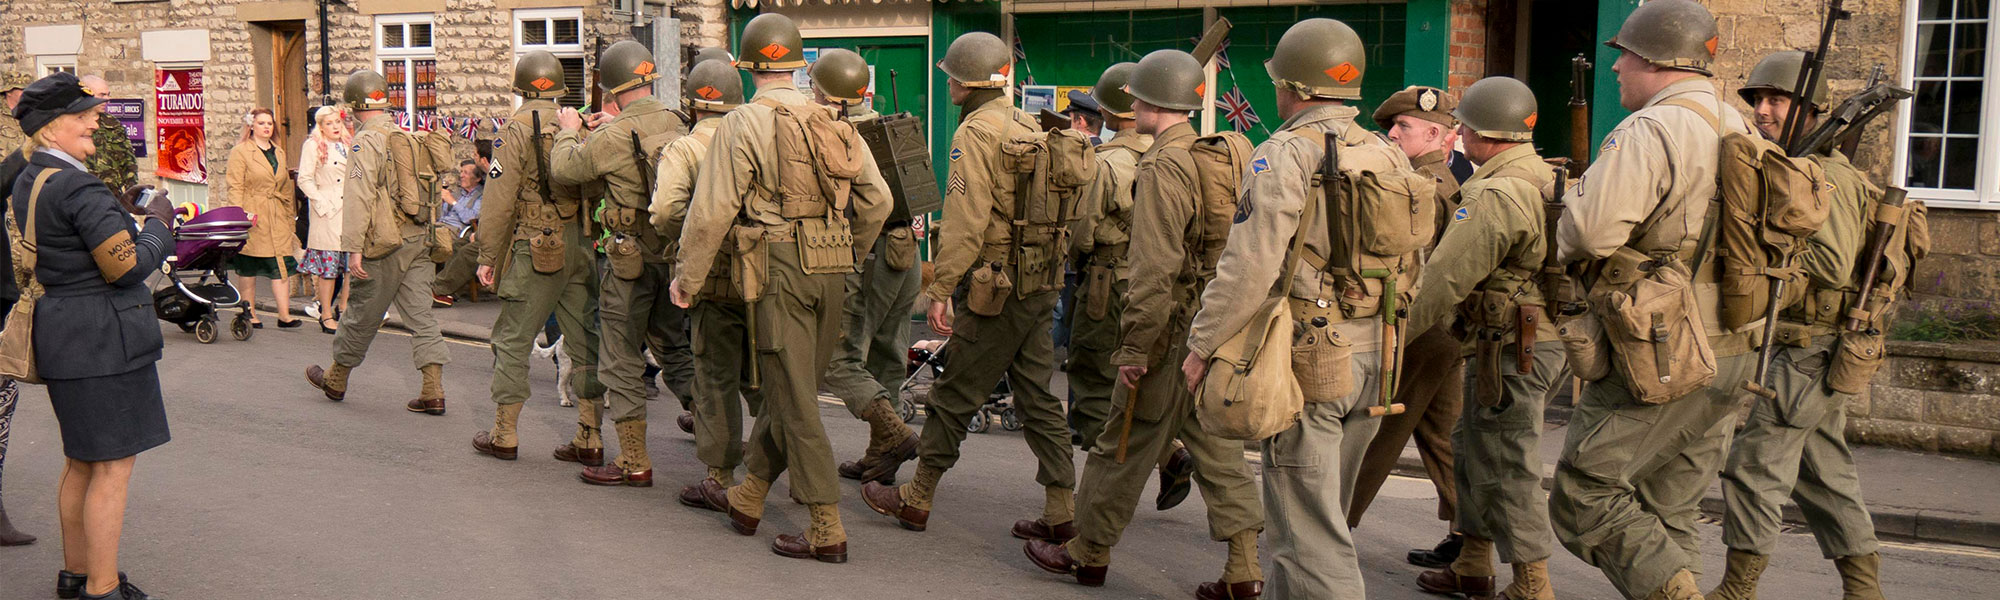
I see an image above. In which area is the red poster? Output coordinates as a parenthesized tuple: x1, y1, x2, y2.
(154, 67, 206, 184)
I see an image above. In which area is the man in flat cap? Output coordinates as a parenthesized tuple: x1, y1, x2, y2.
(1348, 84, 1472, 571)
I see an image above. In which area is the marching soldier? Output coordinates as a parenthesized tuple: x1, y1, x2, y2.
(672, 13, 892, 563)
(1400, 76, 1562, 600)
(1180, 18, 1424, 598)
(549, 39, 687, 488)
(1349, 84, 1467, 567)
(860, 31, 1079, 544)
(1062, 61, 1147, 455)
(818, 48, 923, 487)
(469, 51, 611, 468)
(305, 70, 452, 415)
(1549, 1, 1760, 598)
(1023, 50, 1266, 600)
(652, 55, 758, 502)
(1711, 50, 1885, 600)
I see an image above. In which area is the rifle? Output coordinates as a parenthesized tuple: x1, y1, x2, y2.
(1795, 79, 1914, 159)
(1568, 55, 1592, 175)
(888, 69, 902, 113)
(1191, 18, 1234, 65)
(1844, 187, 1909, 333)
(1748, 0, 1851, 400)
(1837, 65, 1886, 157)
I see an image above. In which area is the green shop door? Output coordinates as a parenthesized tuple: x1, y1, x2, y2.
(801, 36, 931, 128)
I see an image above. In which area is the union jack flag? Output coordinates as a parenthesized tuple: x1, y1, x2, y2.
(393, 111, 411, 130)
(458, 116, 478, 140)
(491, 117, 508, 134)
(1187, 36, 1232, 69)
(1220, 86, 1261, 133)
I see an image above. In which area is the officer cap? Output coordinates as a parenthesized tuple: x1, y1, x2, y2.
(811, 48, 872, 105)
(685, 59, 744, 113)
(599, 40, 660, 95)
(737, 14, 807, 72)
(1737, 50, 1829, 112)
(1371, 85, 1456, 131)
(1452, 76, 1538, 143)
(938, 32, 1011, 89)
(1266, 18, 1367, 101)
(12, 72, 107, 136)
(1064, 90, 1102, 119)
(1092, 62, 1139, 120)
(343, 69, 393, 111)
(513, 50, 568, 99)
(1605, 0, 1720, 76)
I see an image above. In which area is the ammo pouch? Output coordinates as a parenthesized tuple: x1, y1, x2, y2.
(1557, 311, 1613, 382)
(733, 225, 770, 302)
(797, 218, 857, 275)
(1589, 247, 1717, 404)
(965, 264, 1012, 317)
(525, 203, 565, 274)
(607, 234, 644, 281)
(884, 226, 918, 272)
(1827, 329, 1887, 396)
(1289, 298, 1355, 404)
(1085, 262, 1114, 321)
(428, 225, 455, 264)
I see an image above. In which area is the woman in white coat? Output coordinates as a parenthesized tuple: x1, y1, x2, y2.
(296, 106, 351, 333)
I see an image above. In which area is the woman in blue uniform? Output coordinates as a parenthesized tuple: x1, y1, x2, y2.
(11, 72, 174, 600)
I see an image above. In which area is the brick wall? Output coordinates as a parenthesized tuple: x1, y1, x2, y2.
(1448, 0, 1488, 92)
(0, 0, 728, 205)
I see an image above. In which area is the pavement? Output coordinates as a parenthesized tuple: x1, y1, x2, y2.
(1, 307, 1998, 599)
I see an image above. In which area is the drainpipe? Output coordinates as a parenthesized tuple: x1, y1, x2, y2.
(319, 0, 333, 104)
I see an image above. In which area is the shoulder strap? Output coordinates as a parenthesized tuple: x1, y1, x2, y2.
(531, 111, 553, 205)
(1650, 97, 1727, 272)
(20, 169, 56, 271)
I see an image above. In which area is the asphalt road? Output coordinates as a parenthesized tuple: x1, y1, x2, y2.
(1, 317, 1996, 599)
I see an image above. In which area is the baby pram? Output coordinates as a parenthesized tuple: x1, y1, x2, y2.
(898, 339, 1020, 433)
(153, 205, 255, 344)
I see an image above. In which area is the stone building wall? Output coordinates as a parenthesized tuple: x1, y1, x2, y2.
(1850, 342, 2000, 458)
(0, 0, 727, 206)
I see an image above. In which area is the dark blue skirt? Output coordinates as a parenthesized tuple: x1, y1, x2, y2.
(46, 365, 170, 462)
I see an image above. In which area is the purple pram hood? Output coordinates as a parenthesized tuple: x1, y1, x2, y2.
(171, 206, 253, 271)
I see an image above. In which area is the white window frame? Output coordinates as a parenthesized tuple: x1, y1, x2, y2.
(1893, 0, 2000, 210)
(35, 54, 76, 77)
(374, 13, 437, 118)
(512, 8, 587, 109)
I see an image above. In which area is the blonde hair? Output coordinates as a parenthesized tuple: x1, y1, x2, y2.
(20, 112, 81, 159)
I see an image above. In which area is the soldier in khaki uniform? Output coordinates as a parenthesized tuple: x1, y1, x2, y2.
(549, 40, 688, 488)
(1549, 2, 1760, 598)
(817, 49, 923, 486)
(1062, 62, 1146, 454)
(305, 70, 452, 415)
(1710, 50, 1885, 600)
(469, 51, 611, 467)
(1399, 76, 1563, 600)
(653, 56, 760, 502)
(672, 13, 892, 563)
(1349, 85, 1467, 567)
(1180, 19, 1423, 599)
(860, 31, 1079, 543)
(1023, 50, 1266, 600)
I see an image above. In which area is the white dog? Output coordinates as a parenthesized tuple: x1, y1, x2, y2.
(533, 335, 661, 408)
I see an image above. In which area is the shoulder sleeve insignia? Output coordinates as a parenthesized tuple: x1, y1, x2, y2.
(946, 172, 967, 196)
(489, 164, 505, 180)
(1250, 157, 1270, 175)
(1599, 134, 1619, 153)
(1453, 206, 1471, 223)
(493, 138, 504, 148)
(949, 147, 964, 162)
(1232, 195, 1254, 224)
(350, 144, 362, 153)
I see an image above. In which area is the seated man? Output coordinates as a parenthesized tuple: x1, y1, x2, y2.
(433, 157, 485, 306)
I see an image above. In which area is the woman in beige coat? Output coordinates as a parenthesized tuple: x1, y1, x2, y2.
(225, 108, 301, 328)
(297, 106, 351, 333)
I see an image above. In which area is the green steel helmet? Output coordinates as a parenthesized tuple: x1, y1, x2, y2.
(1125, 49, 1204, 112)
(690, 46, 734, 70)
(938, 32, 1011, 89)
(1452, 76, 1539, 142)
(598, 40, 660, 95)
(1605, 0, 1720, 76)
(1737, 50, 1829, 111)
(513, 50, 568, 99)
(737, 13, 807, 71)
(684, 59, 744, 113)
(811, 48, 872, 105)
(1093, 62, 1139, 119)
(342, 70, 392, 110)
(1265, 18, 1367, 101)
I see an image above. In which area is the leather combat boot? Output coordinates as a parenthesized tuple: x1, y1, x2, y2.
(1505, 560, 1554, 600)
(1646, 569, 1702, 600)
(1834, 552, 1885, 600)
(1409, 532, 1464, 568)
(1156, 444, 1194, 511)
(578, 420, 652, 487)
(856, 397, 918, 484)
(554, 397, 605, 466)
(1013, 487, 1078, 542)
(1024, 538, 1107, 587)
(1706, 549, 1767, 600)
(473, 402, 522, 460)
(407, 364, 446, 415)
(305, 363, 349, 401)
(718, 474, 770, 536)
(1417, 535, 1498, 599)
(772, 503, 848, 563)
(863, 464, 938, 531)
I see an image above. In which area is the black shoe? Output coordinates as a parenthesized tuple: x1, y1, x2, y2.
(81, 580, 159, 600)
(1407, 533, 1463, 569)
(58, 571, 143, 600)
(277, 318, 303, 329)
